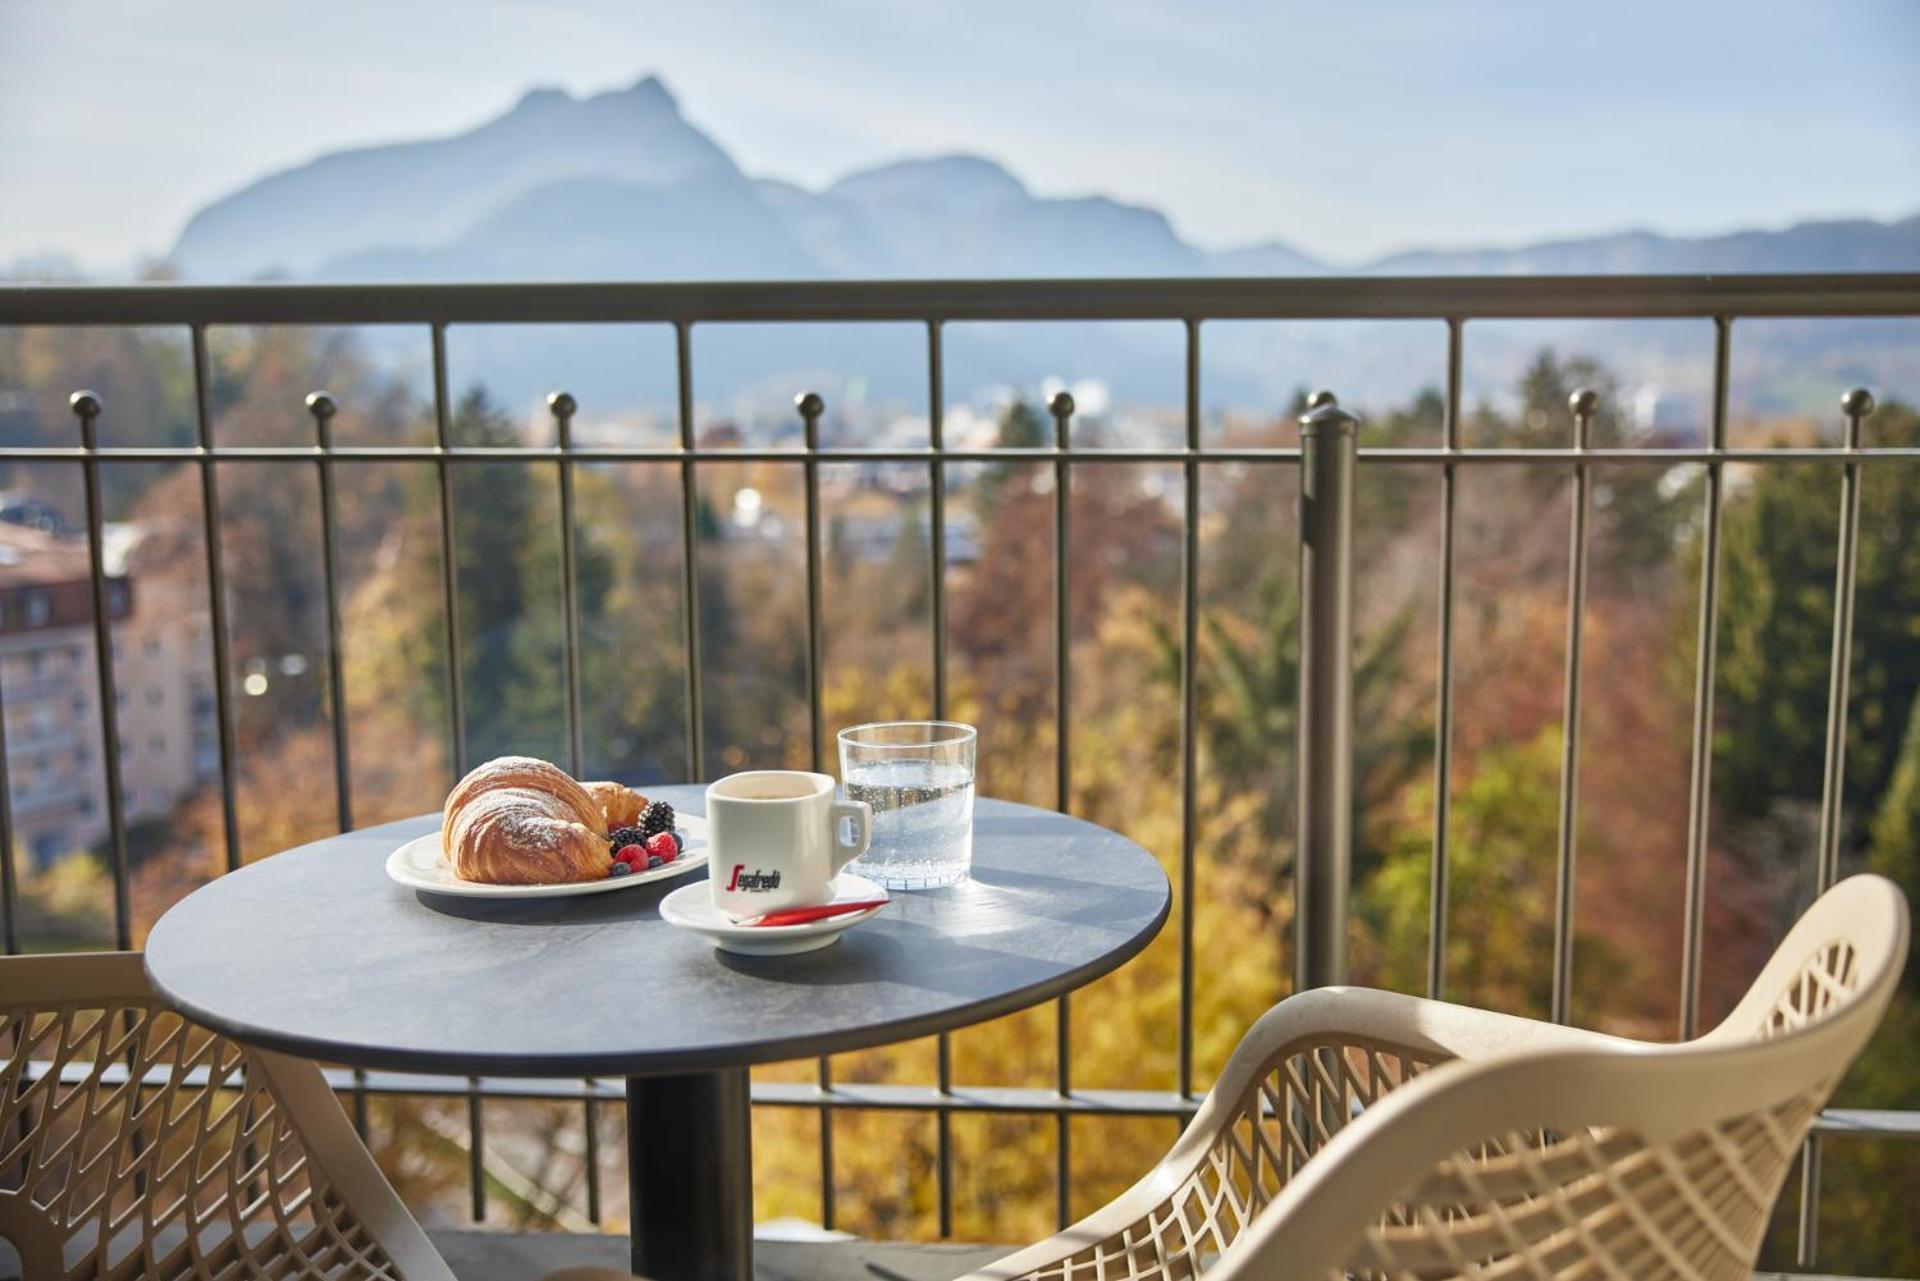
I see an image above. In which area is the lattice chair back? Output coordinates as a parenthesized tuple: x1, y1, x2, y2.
(0, 951, 455, 1281)
(1229, 874, 1909, 1281)
(959, 875, 1907, 1281)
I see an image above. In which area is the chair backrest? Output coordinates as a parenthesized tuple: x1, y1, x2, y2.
(1225, 874, 1910, 1281)
(0, 951, 453, 1281)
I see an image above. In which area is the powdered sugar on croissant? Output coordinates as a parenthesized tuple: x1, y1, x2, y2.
(443, 756, 609, 885)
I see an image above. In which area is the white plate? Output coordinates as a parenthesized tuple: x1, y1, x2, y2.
(385, 815, 707, 898)
(659, 874, 889, 955)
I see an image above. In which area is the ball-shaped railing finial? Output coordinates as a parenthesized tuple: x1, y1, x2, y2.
(547, 390, 577, 418)
(304, 391, 337, 420)
(1298, 389, 1358, 434)
(1569, 388, 1599, 417)
(68, 390, 102, 420)
(1841, 387, 1875, 419)
(1047, 390, 1075, 420)
(794, 391, 825, 420)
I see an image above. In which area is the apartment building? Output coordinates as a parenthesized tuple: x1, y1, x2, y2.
(0, 517, 219, 871)
(0, 521, 124, 869)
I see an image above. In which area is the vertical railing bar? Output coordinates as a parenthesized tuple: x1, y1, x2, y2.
(550, 391, 595, 1226)
(69, 393, 132, 951)
(430, 323, 467, 778)
(928, 318, 954, 1239)
(675, 322, 705, 782)
(469, 1088, 487, 1222)
(1428, 319, 1463, 1000)
(1550, 389, 1596, 1026)
(816, 1071, 834, 1231)
(797, 390, 835, 1230)
(800, 392, 826, 773)
(303, 393, 354, 835)
(428, 326, 481, 1218)
(1177, 318, 1200, 1100)
(1796, 1143, 1821, 1272)
(929, 321, 950, 721)
(0, 318, 67, 947)
(1799, 385, 1873, 1270)
(1679, 316, 1731, 1040)
(0, 634, 15, 953)
(1048, 389, 1074, 1231)
(934, 1034, 953, 1238)
(549, 393, 586, 778)
(304, 392, 365, 1132)
(184, 343, 274, 1229)
(584, 1080, 603, 1225)
(1814, 389, 1870, 885)
(190, 325, 242, 876)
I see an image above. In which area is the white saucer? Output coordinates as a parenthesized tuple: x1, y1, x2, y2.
(658, 874, 889, 956)
(385, 815, 708, 898)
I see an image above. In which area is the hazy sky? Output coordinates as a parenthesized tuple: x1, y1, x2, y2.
(4, 0, 1918, 272)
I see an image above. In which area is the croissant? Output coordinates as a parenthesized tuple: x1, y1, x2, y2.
(443, 756, 609, 885)
(584, 780, 648, 832)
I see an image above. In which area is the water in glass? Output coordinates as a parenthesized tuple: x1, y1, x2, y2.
(839, 721, 976, 889)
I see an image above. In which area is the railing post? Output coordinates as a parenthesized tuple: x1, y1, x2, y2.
(1800, 384, 1876, 1270)
(1294, 390, 1357, 992)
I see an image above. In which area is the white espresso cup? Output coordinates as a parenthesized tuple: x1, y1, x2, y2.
(706, 770, 872, 917)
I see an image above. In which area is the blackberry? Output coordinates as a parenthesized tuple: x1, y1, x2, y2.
(609, 825, 645, 851)
(639, 800, 675, 838)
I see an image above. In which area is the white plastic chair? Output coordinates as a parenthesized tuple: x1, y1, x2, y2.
(0, 950, 635, 1281)
(961, 873, 1910, 1281)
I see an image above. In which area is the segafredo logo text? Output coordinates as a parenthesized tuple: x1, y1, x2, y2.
(726, 864, 782, 892)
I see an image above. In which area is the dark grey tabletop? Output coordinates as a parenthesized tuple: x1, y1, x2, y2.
(143, 787, 1170, 1077)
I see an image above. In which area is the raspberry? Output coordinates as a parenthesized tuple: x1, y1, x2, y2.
(615, 843, 646, 864)
(644, 831, 678, 862)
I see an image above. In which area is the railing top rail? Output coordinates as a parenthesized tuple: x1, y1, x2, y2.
(3, 273, 1920, 326)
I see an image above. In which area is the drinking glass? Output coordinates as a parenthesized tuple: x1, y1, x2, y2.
(837, 721, 977, 889)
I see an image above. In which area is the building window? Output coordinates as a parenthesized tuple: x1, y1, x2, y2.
(23, 590, 50, 628)
(144, 636, 162, 658)
(146, 686, 162, 706)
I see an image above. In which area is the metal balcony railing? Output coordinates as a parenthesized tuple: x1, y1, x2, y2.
(1, 274, 1918, 1275)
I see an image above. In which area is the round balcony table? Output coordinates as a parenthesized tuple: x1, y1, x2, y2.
(144, 785, 1170, 1281)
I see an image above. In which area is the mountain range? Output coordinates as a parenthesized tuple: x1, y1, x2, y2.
(162, 76, 1919, 427)
(171, 75, 1920, 284)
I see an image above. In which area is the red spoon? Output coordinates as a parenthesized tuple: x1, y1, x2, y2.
(740, 899, 889, 928)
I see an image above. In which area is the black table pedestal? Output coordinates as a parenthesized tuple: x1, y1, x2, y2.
(627, 1069, 753, 1281)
